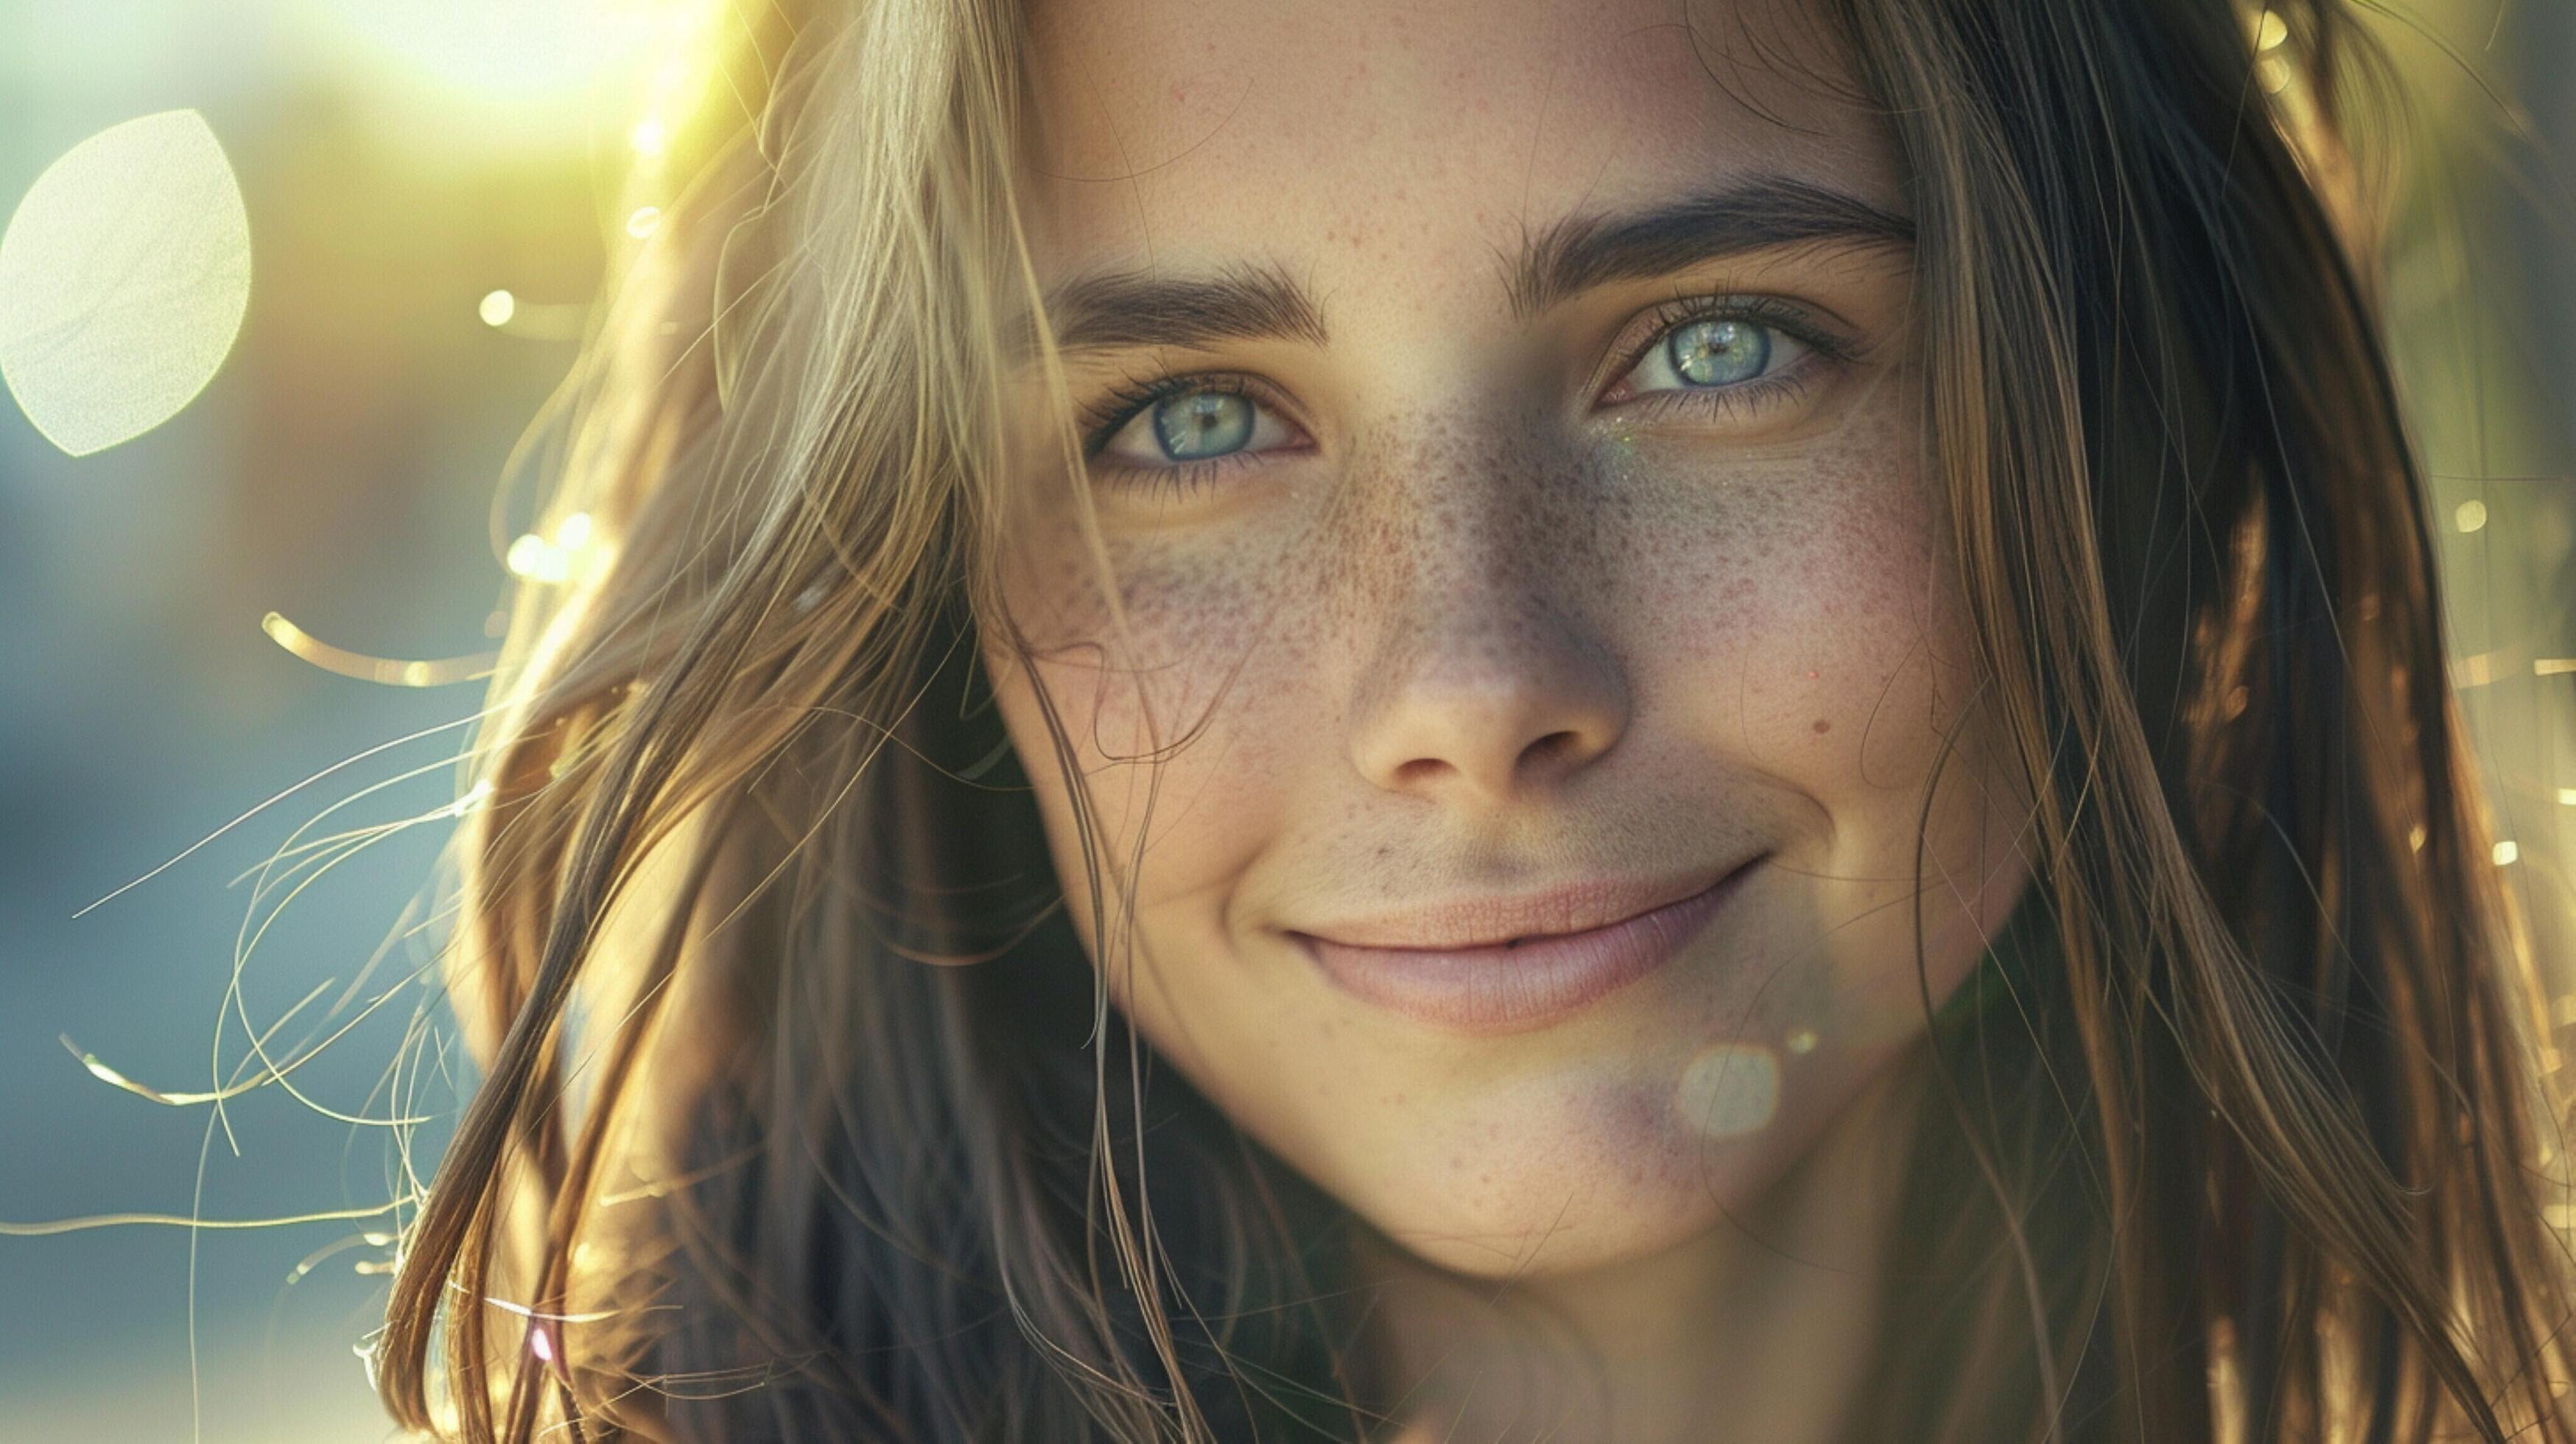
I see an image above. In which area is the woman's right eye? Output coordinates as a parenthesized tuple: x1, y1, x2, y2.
(1094, 383, 1305, 475)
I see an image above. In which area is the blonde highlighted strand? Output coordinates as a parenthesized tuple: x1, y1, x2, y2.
(378, 0, 2576, 1440)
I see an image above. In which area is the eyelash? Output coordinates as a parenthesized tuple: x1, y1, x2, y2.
(1076, 294, 1853, 497)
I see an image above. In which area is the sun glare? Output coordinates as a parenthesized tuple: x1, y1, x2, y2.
(294, 0, 720, 156)
(0, 111, 251, 458)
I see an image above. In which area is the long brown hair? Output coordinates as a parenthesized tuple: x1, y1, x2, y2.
(374, 0, 2576, 1438)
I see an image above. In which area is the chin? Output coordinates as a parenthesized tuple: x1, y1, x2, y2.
(1316, 1023, 1925, 1286)
(1338, 1089, 1827, 1283)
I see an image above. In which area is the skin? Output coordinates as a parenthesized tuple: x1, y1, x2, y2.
(983, 0, 2032, 1436)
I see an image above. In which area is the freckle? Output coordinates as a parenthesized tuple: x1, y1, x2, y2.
(1811, 719, 1831, 735)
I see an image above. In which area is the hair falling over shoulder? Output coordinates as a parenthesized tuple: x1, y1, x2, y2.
(373, 0, 2576, 1439)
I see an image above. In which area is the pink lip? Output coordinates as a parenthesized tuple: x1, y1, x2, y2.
(1289, 858, 1763, 1034)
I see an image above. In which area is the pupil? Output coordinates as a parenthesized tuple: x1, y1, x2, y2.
(1152, 391, 1254, 461)
(1668, 320, 1770, 388)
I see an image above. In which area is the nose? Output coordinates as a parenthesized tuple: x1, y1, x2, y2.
(1346, 582, 1630, 809)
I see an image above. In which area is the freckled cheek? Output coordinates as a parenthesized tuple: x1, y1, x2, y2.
(997, 536, 1320, 900)
(1643, 477, 1956, 769)
(1112, 569, 1295, 749)
(1754, 506, 2026, 1042)
(1813, 504, 1956, 719)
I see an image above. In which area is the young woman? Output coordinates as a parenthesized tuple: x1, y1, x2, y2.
(373, 0, 2576, 1437)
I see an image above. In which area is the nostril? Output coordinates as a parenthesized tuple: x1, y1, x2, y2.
(1522, 730, 1582, 766)
(1391, 756, 1453, 788)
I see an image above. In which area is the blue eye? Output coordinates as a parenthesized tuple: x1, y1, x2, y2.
(1151, 390, 1254, 460)
(1666, 318, 1771, 387)
(1094, 379, 1305, 479)
(1637, 316, 1802, 393)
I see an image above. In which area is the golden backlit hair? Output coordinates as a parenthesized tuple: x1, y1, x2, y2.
(377, 1, 2576, 1439)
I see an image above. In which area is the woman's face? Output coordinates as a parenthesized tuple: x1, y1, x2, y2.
(988, 0, 2029, 1280)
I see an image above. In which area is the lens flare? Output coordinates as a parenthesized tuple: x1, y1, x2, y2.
(0, 110, 251, 457)
(1676, 1043, 1782, 1139)
(261, 612, 496, 687)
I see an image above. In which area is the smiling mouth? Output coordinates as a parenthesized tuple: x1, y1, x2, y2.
(1287, 858, 1764, 1035)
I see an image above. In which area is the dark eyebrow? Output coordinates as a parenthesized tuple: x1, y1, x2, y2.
(1031, 175, 1909, 356)
(1506, 175, 1914, 318)
(1040, 262, 1328, 354)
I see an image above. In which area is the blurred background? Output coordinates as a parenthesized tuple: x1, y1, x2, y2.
(0, 1, 2568, 1440)
(0, 1, 692, 1438)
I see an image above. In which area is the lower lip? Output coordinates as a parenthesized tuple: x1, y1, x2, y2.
(1293, 862, 1759, 1036)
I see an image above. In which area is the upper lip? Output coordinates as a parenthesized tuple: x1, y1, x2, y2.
(1291, 861, 1756, 952)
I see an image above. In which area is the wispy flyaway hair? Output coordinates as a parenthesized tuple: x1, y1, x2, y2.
(376, 1, 2576, 1439)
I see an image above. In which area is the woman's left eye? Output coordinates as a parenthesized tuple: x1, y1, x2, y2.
(1612, 315, 1811, 400)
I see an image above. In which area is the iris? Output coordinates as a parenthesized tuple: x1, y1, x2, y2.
(1666, 318, 1771, 388)
(1151, 390, 1255, 460)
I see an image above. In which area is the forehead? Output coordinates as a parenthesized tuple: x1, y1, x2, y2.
(1017, 0, 1898, 278)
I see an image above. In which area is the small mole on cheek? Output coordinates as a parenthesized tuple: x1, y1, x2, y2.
(1811, 719, 1831, 735)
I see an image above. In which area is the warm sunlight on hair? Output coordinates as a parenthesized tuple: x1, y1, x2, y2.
(7, 1, 2576, 1441)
